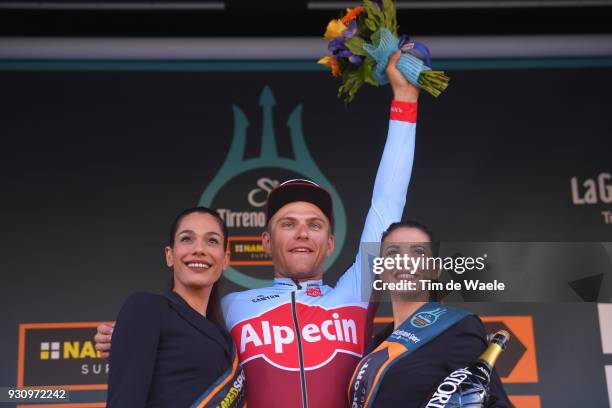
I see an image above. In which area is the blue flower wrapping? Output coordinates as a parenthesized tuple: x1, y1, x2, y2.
(362, 28, 431, 86)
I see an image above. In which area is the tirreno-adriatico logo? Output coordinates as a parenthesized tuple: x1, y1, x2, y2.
(199, 86, 347, 289)
(410, 308, 447, 328)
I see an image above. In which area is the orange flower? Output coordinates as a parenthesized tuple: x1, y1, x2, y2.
(330, 57, 342, 77)
(317, 56, 342, 77)
(341, 6, 363, 25)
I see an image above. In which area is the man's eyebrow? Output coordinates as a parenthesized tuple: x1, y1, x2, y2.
(385, 242, 427, 246)
(277, 216, 327, 223)
(411, 244, 433, 251)
(306, 217, 327, 223)
(276, 216, 297, 222)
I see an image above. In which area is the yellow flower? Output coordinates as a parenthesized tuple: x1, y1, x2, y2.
(323, 19, 348, 41)
(317, 55, 342, 77)
(318, 56, 332, 66)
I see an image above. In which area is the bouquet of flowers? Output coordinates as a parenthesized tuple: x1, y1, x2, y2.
(317, 0, 449, 103)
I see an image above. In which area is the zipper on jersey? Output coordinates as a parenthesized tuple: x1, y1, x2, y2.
(291, 288, 309, 408)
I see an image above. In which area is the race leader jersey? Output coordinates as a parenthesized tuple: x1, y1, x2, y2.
(221, 101, 418, 408)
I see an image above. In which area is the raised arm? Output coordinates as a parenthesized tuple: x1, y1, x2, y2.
(335, 50, 419, 297)
(361, 50, 419, 243)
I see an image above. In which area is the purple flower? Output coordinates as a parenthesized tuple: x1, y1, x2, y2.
(326, 20, 363, 66)
(398, 34, 411, 48)
(348, 55, 363, 65)
(343, 20, 358, 38)
(328, 38, 345, 52)
(398, 38, 433, 68)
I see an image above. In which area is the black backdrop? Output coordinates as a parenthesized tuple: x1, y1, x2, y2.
(1, 61, 611, 407)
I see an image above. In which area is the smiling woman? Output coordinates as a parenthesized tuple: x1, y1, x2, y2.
(166, 207, 230, 325)
(105, 207, 246, 408)
(349, 221, 511, 408)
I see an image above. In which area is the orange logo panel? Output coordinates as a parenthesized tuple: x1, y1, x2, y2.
(18, 322, 110, 391)
(228, 236, 272, 266)
(482, 316, 538, 383)
(509, 395, 541, 408)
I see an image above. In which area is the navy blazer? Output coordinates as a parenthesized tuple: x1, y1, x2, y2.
(107, 291, 233, 408)
(368, 315, 513, 408)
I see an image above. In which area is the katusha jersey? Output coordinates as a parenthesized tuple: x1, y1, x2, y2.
(221, 101, 418, 408)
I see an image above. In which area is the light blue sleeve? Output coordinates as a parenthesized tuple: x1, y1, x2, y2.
(334, 118, 417, 300)
(221, 292, 238, 330)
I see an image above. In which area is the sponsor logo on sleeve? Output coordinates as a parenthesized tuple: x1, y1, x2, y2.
(251, 294, 281, 303)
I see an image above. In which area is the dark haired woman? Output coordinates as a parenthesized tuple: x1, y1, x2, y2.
(349, 221, 511, 407)
(106, 207, 245, 408)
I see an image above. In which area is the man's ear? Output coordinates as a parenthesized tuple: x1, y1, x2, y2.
(262, 231, 272, 256)
(165, 246, 174, 268)
(326, 234, 335, 256)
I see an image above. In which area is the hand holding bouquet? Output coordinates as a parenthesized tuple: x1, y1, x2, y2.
(318, 0, 449, 103)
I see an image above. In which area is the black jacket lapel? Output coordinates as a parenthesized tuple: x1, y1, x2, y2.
(163, 291, 231, 357)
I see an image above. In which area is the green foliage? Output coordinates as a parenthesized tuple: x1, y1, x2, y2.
(338, 68, 363, 103)
(362, 58, 378, 86)
(363, 0, 383, 30)
(417, 70, 450, 98)
(338, 58, 378, 103)
(371, 29, 382, 47)
(381, 0, 398, 35)
(365, 17, 378, 32)
(345, 37, 368, 56)
(356, 12, 374, 38)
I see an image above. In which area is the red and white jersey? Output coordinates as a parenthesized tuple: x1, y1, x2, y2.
(221, 101, 418, 408)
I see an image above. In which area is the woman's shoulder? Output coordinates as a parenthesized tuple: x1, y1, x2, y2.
(112, 293, 167, 338)
(434, 313, 488, 360)
(119, 292, 167, 315)
(441, 313, 487, 341)
(124, 291, 166, 304)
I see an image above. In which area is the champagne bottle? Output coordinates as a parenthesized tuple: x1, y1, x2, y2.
(421, 330, 511, 408)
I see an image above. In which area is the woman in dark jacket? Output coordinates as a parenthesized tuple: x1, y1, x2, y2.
(106, 207, 245, 408)
(350, 221, 512, 408)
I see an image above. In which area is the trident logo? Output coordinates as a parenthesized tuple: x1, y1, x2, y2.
(410, 307, 448, 328)
(199, 86, 347, 289)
